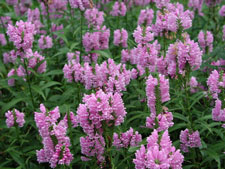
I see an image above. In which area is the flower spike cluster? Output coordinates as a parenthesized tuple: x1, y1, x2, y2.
(82, 26, 110, 52)
(138, 9, 154, 26)
(198, 30, 213, 54)
(110, 2, 127, 16)
(75, 90, 127, 163)
(166, 36, 202, 77)
(207, 70, 225, 99)
(133, 130, 184, 169)
(146, 74, 173, 131)
(84, 8, 104, 28)
(180, 129, 201, 152)
(113, 28, 128, 48)
(63, 58, 136, 93)
(7, 49, 46, 86)
(113, 128, 142, 148)
(7, 20, 36, 51)
(5, 109, 25, 128)
(35, 104, 73, 168)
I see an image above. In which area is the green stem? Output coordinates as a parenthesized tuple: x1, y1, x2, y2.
(23, 59, 35, 109)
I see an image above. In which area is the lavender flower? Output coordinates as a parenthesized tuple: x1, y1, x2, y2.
(133, 130, 184, 169)
(5, 109, 25, 128)
(180, 129, 201, 152)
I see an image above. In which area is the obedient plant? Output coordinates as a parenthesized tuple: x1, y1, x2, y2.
(7, 20, 36, 51)
(113, 127, 142, 149)
(146, 74, 173, 131)
(188, 0, 204, 16)
(138, 9, 154, 26)
(133, 130, 184, 169)
(84, 8, 104, 28)
(5, 109, 25, 128)
(35, 104, 73, 168)
(63, 58, 136, 92)
(76, 90, 127, 166)
(198, 30, 214, 54)
(113, 28, 128, 48)
(166, 35, 202, 78)
(1, 0, 225, 168)
(180, 129, 202, 152)
(110, 2, 127, 17)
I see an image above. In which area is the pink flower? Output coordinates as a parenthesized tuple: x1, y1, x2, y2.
(212, 99, 225, 122)
(134, 130, 184, 169)
(219, 5, 225, 17)
(80, 134, 105, 162)
(198, 30, 213, 53)
(190, 76, 198, 93)
(85, 8, 104, 28)
(113, 28, 128, 48)
(180, 129, 201, 152)
(35, 104, 73, 168)
(188, 0, 204, 16)
(83, 26, 110, 52)
(0, 33, 6, 46)
(138, 9, 154, 26)
(154, 0, 170, 9)
(38, 35, 53, 49)
(166, 38, 202, 77)
(133, 145, 146, 169)
(3, 50, 18, 64)
(69, 0, 90, 11)
(113, 128, 142, 148)
(7, 20, 36, 51)
(146, 74, 170, 114)
(110, 2, 127, 16)
(27, 8, 43, 33)
(7, 69, 16, 86)
(207, 70, 220, 99)
(76, 90, 127, 136)
(63, 58, 133, 93)
(5, 109, 25, 128)
(133, 26, 154, 44)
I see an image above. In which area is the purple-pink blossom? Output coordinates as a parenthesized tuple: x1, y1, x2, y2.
(69, 0, 90, 11)
(7, 20, 36, 51)
(113, 28, 128, 48)
(63, 58, 134, 92)
(83, 26, 110, 52)
(110, 2, 127, 16)
(166, 37, 202, 77)
(5, 109, 25, 128)
(133, 26, 154, 45)
(38, 35, 53, 49)
(76, 90, 127, 136)
(212, 99, 225, 122)
(180, 129, 201, 152)
(35, 104, 73, 168)
(0, 33, 6, 46)
(133, 130, 184, 169)
(113, 128, 142, 148)
(84, 8, 104, 28)
(198, 30, 213, 53)
(138, 9, 154, 26)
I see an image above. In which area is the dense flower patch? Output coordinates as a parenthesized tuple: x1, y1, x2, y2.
(0, 0, 225, 168)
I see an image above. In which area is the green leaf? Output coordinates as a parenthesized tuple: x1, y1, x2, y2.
(128, 146, 140, 153)
(41, 81, 61, 90)
(91, 50, 112, 59)
(1, 98, 25, 113)
(8, 151, 25, 168)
